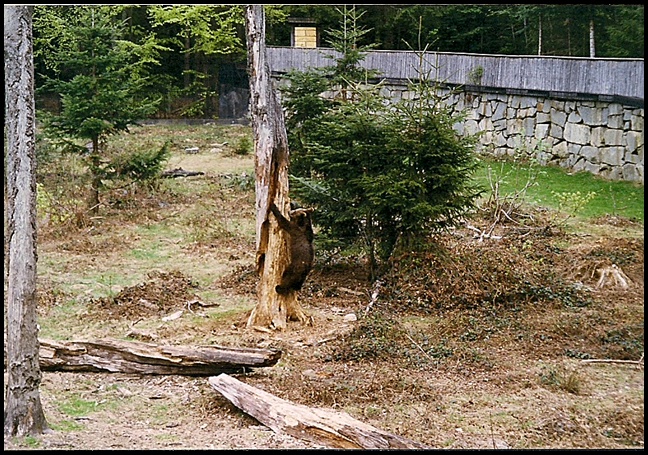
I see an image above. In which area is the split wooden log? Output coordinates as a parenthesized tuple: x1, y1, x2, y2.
(31, 339, 281, 376)
(209, 373, 430, 449)
(161, 167, 205, 178)
(581, 358, 644, 365)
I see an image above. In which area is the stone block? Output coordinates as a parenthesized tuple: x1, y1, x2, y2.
(607, 114, 623, 129)
(564, 122, 590, 145)
(600, 147, 623, 166)
(603, 129, 624, 146)
(580, 146, 600, 162)
(590, 127, 604, 147)
(550, 109, 567, 125)
(553, 140, 569, 158)
(567, 111, 582, 123)
(577, 106, 604, 125)
(550, 123, 564, 140)
(624, 131, 642, 152)
(535, 123, 550, 139)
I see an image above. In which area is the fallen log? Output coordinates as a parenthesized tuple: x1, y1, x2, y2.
(581, 357, 644, 365)
(161, 167, 205, 178)
(33, 339, 281, 376)
(209, 373, 430, 449)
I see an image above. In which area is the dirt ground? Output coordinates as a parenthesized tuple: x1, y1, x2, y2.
(3, 125, 644, 450)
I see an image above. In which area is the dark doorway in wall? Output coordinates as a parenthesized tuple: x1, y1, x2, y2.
(219, 62, 249, 121)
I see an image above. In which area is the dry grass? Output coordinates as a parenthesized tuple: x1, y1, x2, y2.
(4, 123, 643, 450)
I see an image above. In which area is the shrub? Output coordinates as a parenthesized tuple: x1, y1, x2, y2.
(282, 8, 482, 280)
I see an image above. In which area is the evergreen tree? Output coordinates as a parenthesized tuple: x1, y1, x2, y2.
(282, 8, 482, 281)
(37, 6, 166, 215)
(147, 5, 247, 117)
(599, 5, 644, 58)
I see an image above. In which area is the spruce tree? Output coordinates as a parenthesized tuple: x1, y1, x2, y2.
(38, 6, 164, 214)
(282, 7, 482, 280)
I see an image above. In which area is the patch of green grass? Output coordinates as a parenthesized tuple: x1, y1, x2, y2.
(474, 159, 644, 223)
(134, 222, 183, 242)
(117, 123, 241, 151)
(57, 394, 106, 417)
(155, 434, 181, 442)
(50, 420, 86, 432)
(538, 364, 582, 394)
(38, 299, 88, 339)
(13, 436, 41, 448)
(129, 244, 169, 262)
(159, 174, 224, 199)
(224, 218, 256, 240)
(128, 225, 179, 263)
(232, 135, 253, 156)
(208, 299, 255, 321)
(148, 404, 171, 425)
(89, 272, 131, 299)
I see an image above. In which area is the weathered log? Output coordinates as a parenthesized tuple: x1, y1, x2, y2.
(161, 167, 205, 178)
(33, 339, 281, 376)
(209, 373, 430, 449)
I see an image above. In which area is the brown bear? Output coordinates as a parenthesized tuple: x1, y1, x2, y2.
(269, 202, 314, 294)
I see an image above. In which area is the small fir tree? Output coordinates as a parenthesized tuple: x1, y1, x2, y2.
(38, 6, 165, 214)
(282, 8, 482, 280)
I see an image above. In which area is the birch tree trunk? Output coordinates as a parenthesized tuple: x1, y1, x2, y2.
(244, 5, 308, 330)
(4, 5, 50, 437)
(589, 19, 596, 58)
(537, 15, 542, 56)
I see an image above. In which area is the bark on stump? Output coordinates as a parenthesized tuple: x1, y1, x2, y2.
(245, 5, 308, 330)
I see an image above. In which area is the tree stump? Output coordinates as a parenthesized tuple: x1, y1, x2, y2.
(244, 5, 308, 330)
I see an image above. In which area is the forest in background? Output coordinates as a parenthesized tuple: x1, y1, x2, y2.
(32, 5, 644, 119)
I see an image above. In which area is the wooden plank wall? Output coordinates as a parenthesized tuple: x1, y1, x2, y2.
(267, 47, 644, 101)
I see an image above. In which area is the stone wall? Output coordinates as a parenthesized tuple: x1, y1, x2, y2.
(275, 76, 644, 184)
(438, 89, 645, 184)
(268, 46, 644, 183)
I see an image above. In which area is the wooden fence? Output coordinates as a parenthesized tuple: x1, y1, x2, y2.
(267, 47, 644, 106)
(265, 46, 644, 183)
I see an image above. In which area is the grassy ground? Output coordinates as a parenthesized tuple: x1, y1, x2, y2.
(4, 123, 644, 450)
(474, 157, 644, 222)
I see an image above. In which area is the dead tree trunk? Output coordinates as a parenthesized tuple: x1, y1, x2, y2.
(4, 4, 50, 437)
(245, 5, 308, 330)
(209, 373, 430, 449)
(27, 339, 282, 376)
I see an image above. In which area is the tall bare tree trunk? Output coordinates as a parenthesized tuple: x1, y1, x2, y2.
(244, 5, 308, 330)
(89, 137, 101, 215)
(537, 15, 542, 55)
(4, 5, 50, 437)
(184, 36, 191, 89)
(589, 19, 596, 58)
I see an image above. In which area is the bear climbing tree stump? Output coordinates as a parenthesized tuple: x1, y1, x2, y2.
(245, 5, 309, 330)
